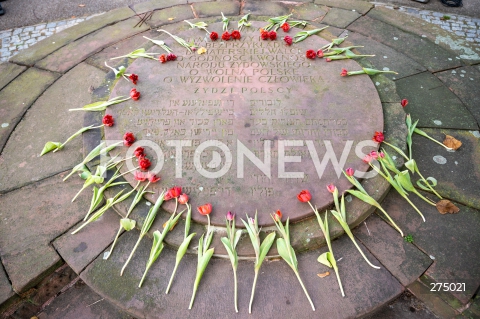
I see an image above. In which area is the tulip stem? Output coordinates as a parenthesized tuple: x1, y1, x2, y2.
(188, 278, 200, 309)
(403, 195, 426, 222)
(233, 268, 238, 313)
(294, 270, 315, 311)
(416, 170, 442, 199)
(165, 261, 179, 294)
(121, 234, 143, 276)
(249, 269, 259, 314)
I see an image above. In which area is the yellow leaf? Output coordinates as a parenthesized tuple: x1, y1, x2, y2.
(168, 17, 175, 21)
(443, 135, 462, 150)
(197, 47, 207, 55)
(436, 200, 460, 214)
(317, 271, 330, 278)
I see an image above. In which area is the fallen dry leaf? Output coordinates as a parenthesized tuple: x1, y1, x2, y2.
(168, 17, 175, 21)
(436, 200, 460, 214)
(197, 47, 207, 55)
(78, 4, 86, 7)
(443, 135, 462, 150)
(317, 271, 330, 278)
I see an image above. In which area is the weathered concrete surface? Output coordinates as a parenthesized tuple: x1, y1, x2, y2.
(0, 63, 26, 91)
(9, 7, 137, 66)
(354, 213, 432, 286)
(35, 18, 150, 73)
(146, 5, 195, 28)
(0, 172, 91, 293)
(347, 31, 427, 80)
(314, 0, 373, 15)
(81, 229, 402, 318)
(321, 7, 361, 29)
(243, 1, 291, 17)
(192, 1, 241, 19)
(396, 72, 478, 130)
(37, 279, 134, 319)
(435, 66, 480, 127)
(381, 189, 480, 305)
(291, 3, 328, 21)
(0, 67, 59, 153)
(411, 129, 480, 212)
(133, 0, 187, 14)
(0, 63, 105, 193)
(367, 7, 480, 65)
(348, 16, 461, 72)
(53, 209, 120, 274)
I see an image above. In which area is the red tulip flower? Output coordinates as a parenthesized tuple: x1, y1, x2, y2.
(345, 167, 354, 176)
(167, 53, 177, 61)
(363, 154, 372, 163)
(281, 22, 290, 32)
(147, 172, 160, 183)
(284, 36, 293, 46)
(306, 49, 316, 60)
(327, 184, 336, 194)
(326, 58, 332, 62)
(138, 156, 151, 170)
(210, 31, 219, 41)
(134, 146, 144, 158)
(134, 171, 147, 181)
(231, 30, 241, 40)
(260, 30, 269, 40)
(178, 193, 189, 205)
(129, 73, 138, 85)
(316, 49, 324, 58)
(372, 131, 385, 143)
(297, 190, 312, 203)
(222, 31, 231, 41)
(268, 31, 277, 40)
(102, 114, 114, 127)
(273, 210, 282, 222)
(340, 68, 348, 77)
(130, 88, 140, 101)
(369, 150, 379, 160)
(401, 99, 408, 107)
(159, 54, 167, 63)
(197, 203, 212, 215)
(123, 132, 135, 146)
(226, 211, 235, 221)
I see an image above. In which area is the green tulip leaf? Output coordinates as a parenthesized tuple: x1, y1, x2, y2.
(318, 252, 333, 268)
(120, 218, 136, 231)
(40, 141, 62, 156)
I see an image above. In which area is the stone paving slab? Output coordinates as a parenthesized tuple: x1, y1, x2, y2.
(192, 1, 241, 19)
(0, 265, 15, 311)
(9, 8, 136, 66)
(0, 171, 91, 293)
(0, 63, 105, 194)
(435, 66, 480, 127)
(243, 1, 291, 18)
(0, 63, 26, 91)
(407, 280, 459, 318)
(146, 4, 196, 29)
(354, 213, 432, 286)
(81, 229, 402, 318)
(395, 72, 478, 130)
(36, 279, 134, 319)
(0, 67, 59, 154)
(290, 3, 328, 21)
(321, 7, 362, 29)
(53, 209, 121, 275)
(411, 128, 480, 211)
(370, 74, 400, 103)
(35, 18, 150, 73)
(367, 7, 480, 65)
(85, 31, 153, 72)
(348, 16, 461, 73)
(314, 0, 373, 15)
(347, 31, 426, 80)
(381, 189, 480, 305)
(132, 0, 187, 14)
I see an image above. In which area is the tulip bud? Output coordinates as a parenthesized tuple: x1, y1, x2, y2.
(178, 193, 189, 205)
(226, 211, 235, 221)
(345, 167, 354, 176)
(327, 184, 336, 194)
(274, 210, 282, 222)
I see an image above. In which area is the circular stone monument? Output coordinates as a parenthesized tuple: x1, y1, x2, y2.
(105, 22, 383, 226)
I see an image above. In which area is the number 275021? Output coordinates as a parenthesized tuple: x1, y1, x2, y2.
(430, 283, 465, 292)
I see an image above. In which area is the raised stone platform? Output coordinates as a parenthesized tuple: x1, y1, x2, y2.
(1, 1, 479, 318)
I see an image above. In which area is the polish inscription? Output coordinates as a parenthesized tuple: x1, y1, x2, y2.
(106, 21, 383, 226)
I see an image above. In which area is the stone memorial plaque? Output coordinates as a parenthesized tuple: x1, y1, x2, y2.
(105, 22, 383, 226)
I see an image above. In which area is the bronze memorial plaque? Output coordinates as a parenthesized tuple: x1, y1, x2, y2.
(105, 22, 383, 226)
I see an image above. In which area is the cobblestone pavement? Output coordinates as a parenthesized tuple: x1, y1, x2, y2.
(0, 13, 101, 63)
(0, 3, 479, 63)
